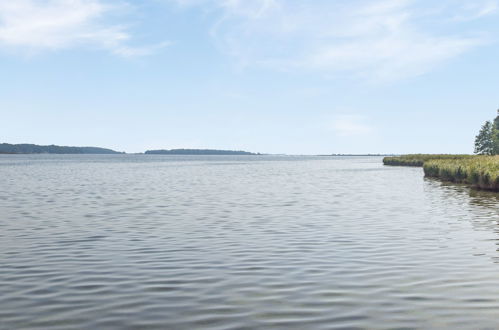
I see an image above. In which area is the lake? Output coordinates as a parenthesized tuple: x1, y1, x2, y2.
(1, 155, 498, 329)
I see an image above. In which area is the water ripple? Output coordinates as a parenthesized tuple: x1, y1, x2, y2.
(0, 155, 498, 329)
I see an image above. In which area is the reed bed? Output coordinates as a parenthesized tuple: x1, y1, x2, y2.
(383, 154, 499, 191)
(383, 154, 473, 167)
(423, 156, 499, 191)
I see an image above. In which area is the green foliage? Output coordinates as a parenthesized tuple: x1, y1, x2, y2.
(382, 111, 499, 191)
(494, 112, 499, 155)
(423, 156, 499, 191)
(0, 143, 122, 154)
(383, 154, 499, 191)
(475, 111, 499, 155)
(474, 121, 495, 155)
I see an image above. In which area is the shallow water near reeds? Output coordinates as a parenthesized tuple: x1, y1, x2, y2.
(1, 155, 499, 329)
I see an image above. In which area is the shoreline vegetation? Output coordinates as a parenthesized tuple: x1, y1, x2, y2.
(0, 143, 124, 154)
(381, 110, 499, 192)
(0, 143, 392, 157)
(0, 143, 259, 155)
(383, 154, 499, 192)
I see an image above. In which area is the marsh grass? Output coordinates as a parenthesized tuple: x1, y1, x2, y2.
(423, 156, 499, 191)
(383, 154, 499, 191)
(383, 154, 473, 166)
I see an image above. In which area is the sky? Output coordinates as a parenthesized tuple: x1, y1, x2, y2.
(1, 0, 498, 154)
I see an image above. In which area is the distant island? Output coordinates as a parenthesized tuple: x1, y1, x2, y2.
(0, 143, 123, 154)
(145, 149, 258, 155)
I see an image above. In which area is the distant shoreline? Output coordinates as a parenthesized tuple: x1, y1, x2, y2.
(0, 142, 396, 156)
(145, 149, 259, 156)
(0, 143, 123, 155)
(0, 143, 258, 155)
(318, 154, 396, 157)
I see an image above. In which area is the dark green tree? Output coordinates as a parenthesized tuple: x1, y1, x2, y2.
(475, 121, 495, 155)
(493, 110, 499, 154)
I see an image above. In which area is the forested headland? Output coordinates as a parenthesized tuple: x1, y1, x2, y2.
(0, 143, 123, 154)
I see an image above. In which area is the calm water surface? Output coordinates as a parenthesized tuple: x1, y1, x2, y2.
(1, 155, 498, 329)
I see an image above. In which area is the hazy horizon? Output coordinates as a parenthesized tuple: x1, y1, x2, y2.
(2, 0, 499, 154)
(1, 142, 401, 156)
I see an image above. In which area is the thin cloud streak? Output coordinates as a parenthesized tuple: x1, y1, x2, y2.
(0, 0, 167, 56)
(172, 0, 496, 81)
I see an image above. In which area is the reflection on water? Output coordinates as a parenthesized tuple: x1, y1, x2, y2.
(0, 155, 498, 329)
(424, 177, 499, 265)
(468, 189, 499, 207)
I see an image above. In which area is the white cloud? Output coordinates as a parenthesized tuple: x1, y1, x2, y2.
(0, 0, 167, 56)
(331, 115, 373, 137)
(2, 0, 495, 70)
(171, 0, 495, 81)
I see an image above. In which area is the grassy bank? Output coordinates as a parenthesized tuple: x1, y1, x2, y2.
(423, 156, 499, 191)
(383, 154, 499, 192)
(383, 154, 473, 166)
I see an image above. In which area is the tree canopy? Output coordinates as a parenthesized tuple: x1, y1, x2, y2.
(475, 111, 499, 155)
(0, 143, 122, 154)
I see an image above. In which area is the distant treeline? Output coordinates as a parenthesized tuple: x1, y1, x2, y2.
(0, 143, 122, 154)
(0, 143, 258, 155)
(145, 149, 257, 155)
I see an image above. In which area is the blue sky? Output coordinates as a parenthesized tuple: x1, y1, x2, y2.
(1, 0, 498, 154)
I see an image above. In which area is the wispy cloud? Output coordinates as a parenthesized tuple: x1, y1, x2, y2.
(173, 0, 278, 18)
(171, 0, 496, 81)
(2, 0, 496, 71)
(0, 0, 167, 56)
